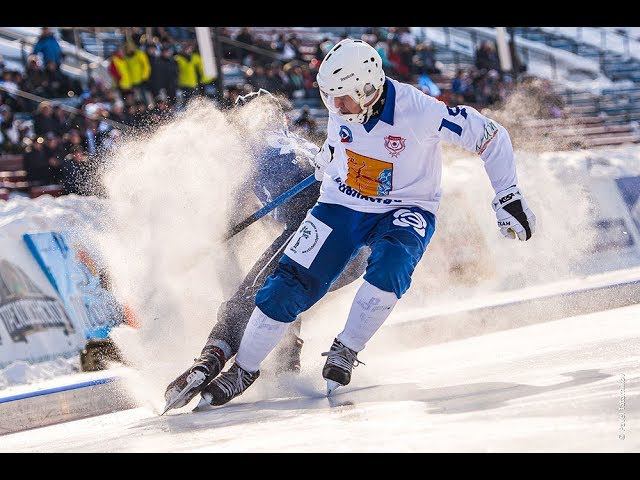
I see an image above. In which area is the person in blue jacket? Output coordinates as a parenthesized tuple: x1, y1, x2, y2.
(32, 28, 63, 69)
(163, 89, 367, 412)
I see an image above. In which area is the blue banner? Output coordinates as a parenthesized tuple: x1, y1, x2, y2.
(23, 232, 123, 339)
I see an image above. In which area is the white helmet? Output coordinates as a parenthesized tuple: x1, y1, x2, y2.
(316, 38, 385, 124)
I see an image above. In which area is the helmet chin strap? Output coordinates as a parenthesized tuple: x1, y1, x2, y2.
(356, 86, 385, 124)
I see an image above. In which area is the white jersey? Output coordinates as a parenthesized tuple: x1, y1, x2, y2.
(316, 77, 517, 215)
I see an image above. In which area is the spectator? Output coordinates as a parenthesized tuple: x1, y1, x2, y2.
(109, 101, 131, 126)
(149, 45, 178, 104)
(388, 41, 410, 80)
(362, 29, 378, 47)
(42, 61, 70, 98)
(33, 102, 62, 136)
(247, 65, 269, 91)
(43, 132, 64, 183)
(316, 37, 333, 58)
(175, 42, 213, 105)
(236, 27, 253, 46)
(375, 39, 392, 70)
(417, 72, 441, 98)
(192, 46, 215, 97)
(0, 104, 13, 134)
(101, 127, 122, 152)
(475, 40, 500, 73)
(287, 65, 305, 98)
(0, 104, 19, 152)
(108, 46, 133, 97)
(281, 36, 298, 62)
(62, 128, 85, 157)
(0, 71, 20, 96)
(235, 28, 254, 63)
(83, 115, 108, 156)
(23, 55, 46, 96)
(397, 27, 416, 48)
(61, 145, 93, 195)
(52, 105, 70, 135)
(32, 27, 63, 69)
(24, 135, 53, 185)
(272, 33, 286, 53)
(451, 69, 472, 103)
(124, 42, 151, 102)
(265, 65, 286, 94)
(414, 42, 440, 75)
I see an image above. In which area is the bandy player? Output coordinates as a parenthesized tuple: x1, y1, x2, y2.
(197, 38, 537, 406)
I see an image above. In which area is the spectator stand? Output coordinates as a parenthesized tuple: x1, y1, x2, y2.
(0, 27, 110, 88)
(506, 28, 640, 148)
(7, 25, 640, 209)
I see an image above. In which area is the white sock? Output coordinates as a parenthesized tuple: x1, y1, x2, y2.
(235, 307, 288, 373)
(337, 281, 398, 352)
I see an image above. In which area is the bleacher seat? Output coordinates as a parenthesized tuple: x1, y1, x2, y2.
(0, 154, 25, 172)
(30, 185, 64, 199)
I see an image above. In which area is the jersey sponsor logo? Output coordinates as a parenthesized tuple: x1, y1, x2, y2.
(345, 149, 393, 197)
(384, 135, 406, 157)
(339, 125, 353, 143)
(476, 121, 499, 154)
(499, 192, 516, 204)
(392, 209, 427, 237)
(285, 214, 332, 269)
(334, 177, 402, 204)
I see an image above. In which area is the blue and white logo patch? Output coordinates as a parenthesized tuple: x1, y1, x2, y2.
(339, 125, 353, 143)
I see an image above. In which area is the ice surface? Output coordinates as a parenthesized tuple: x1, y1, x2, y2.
(2, 302, 638, 452)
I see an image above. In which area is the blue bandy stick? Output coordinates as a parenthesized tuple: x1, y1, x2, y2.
(224, 174, 317, 241)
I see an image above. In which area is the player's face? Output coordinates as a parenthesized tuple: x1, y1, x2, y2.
(333, 95, 362, 115)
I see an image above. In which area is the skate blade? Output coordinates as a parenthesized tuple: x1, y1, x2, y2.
(160, 371, 206, 416)
(192, 394, 212, 412)
(326, 380, 341, 397)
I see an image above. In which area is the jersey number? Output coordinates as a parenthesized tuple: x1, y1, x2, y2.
(438, 106, 467, 137)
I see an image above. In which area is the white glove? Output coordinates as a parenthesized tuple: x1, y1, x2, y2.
(310, 140, 334, 181)
(491, 185, 536, 241)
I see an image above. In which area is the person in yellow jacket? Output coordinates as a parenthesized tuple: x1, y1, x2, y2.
(124, 42, 150, 87)
(108, 46, 132, 95)
(175, 42, 215, 106)
(122, 42, 151, 103)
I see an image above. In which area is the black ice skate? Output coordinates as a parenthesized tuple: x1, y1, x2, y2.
(196, 362, 260, 408)
(162, 345, 227, 415)
(321, 338, 365, 396)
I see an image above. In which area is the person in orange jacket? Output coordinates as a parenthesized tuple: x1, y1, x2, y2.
(108, 46, 132, 98)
